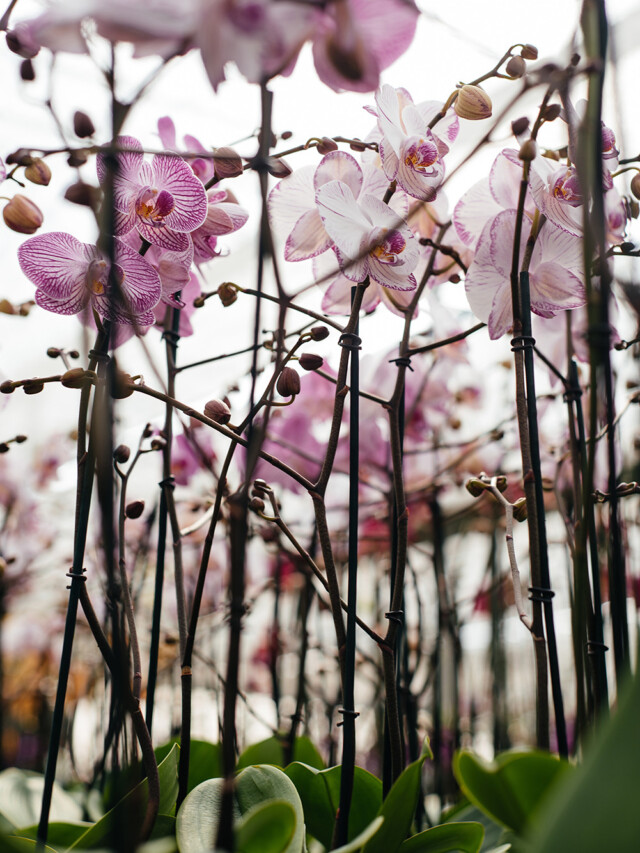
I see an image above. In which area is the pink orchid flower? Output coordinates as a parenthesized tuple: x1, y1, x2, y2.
(157, 116, 216, 185)
(122, 231, 193, 307)
(97, 136, 208, 252)
(464, 210, 585, 340)
(311, 0, 419, 93)
(192, 189, 249, 264)
(315, 179, 419, 291)
(18, 231, 162, 324)
(369, 85, 458, 202)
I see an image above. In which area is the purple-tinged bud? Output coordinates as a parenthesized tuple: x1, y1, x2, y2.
(204, 398, 231, 425)
(114, 444, 131, 463)
(449, 273, 461, 284)
(20, 59, 35, 81)
(213, 146, 244, 179)
(3, 195, 43, 234)
(512, 497, 528, 522)
(264, 156, 292, 179)
(310, 325, 330, 341)
(349, 138, 367, 152)
(0, 381, 15, 394)
(541, 103, 561, 122)
(630, 173, 640, 200)
(6, 149, 34, 166)
(505, 55, 526, 79)
(218, 282, 238, 307)
(280, 130, 293, 140)
(520, 44, 538, 60)
(125, 500, 145, 519)
(23, 379, 44, 395)
(64, 181, 100, 209)
(67, 150, 88, 167)
(5, 27, 39, 59)
(249, 496, 266, 513)
(317, 137, 338, 155)
(299, 353, 324, 371)
(24, 158, 51, 186)
(73, 111, 95, 138)
(276, 366, 300, 397)
(454, 85, 492, 121)
(518, 139, 538, 162)
(61, 368, 88, 388)
(511, 116, 530, 137)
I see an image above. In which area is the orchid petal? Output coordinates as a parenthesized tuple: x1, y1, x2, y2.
(151, 154, 208, 232)
(268, 166, 316, 235)
(35, 287, 89, 315)
(157, 116, 177, 150)
(97, 135, 143, 212)
(487, 287, 514, 339)
(315, 180, 372, 258)
(453, 178, 501, 248)
(314, 150, 363, 198)
(137, 219, 190, 252)
(375, 84, 405, 154)
(18, 231, 92, 299)
(285, 209, 332, 261)
(530, 263, 585, 314)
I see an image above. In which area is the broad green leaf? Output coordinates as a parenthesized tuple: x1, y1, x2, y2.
(362, 754, 428, 853)
(150, 814, 176, 841)
(0, 769, 83, 829)
(452, 751, 570, 835)
(400, 822, 484, 853)
(442, 803, 504, 852)
(67, 745, 179, 850)
(235, 799, 295, 853)
(526, 665, 640, 853)
(332, 816, 384, 853)
(155, 739, 222, 794)
(285, 763, 334, 849)
(236, 736, 324, 771)
(1, 838, 57, 852)
(15, 821, 91, 847)
(321, 766, 383, 844)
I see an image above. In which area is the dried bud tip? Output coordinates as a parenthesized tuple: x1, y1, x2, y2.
(276, 366, 301, 397)
(520, 44, 538, 60)
(125, 500, 145, 519)
(630, 173, 640, 201)
(73, 111, 95, 138)
(2, 195, 43, 234)
(61, 368, 88, 388)
(204, 398, 231, 425)
(299, 353, 324, 371)
(217, 282, 238, 307)
(454, 85, 492, 121)
(511, 116, 530, 137)
(213, 146, 244, 179)
(249, 496, 266, 513)
(505, 55, 526, 79)
(113, 444, 131, 464)
(512, 497, 528, 522)
(23, 158, 50, 187)
(317, 136, 339, 155)
(518, 139, 538, 162)
(310, 325, 330, 341)
(495, 475, 508, 493)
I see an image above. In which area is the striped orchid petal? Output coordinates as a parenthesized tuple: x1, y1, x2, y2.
(18, 232, 93, 299)
(97, 136, 144, 213)
(151, 153, 208, 233)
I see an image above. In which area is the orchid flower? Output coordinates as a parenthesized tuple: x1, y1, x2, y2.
(368, 85, 458, 202)
(315, 180, 419, 291)
(121, 231, 193, 307)
(157, 116, 216, 185)
(192, 189, 249, 264)
(18, 231, 162, 324)
(464, 210, 585, 339)
(97, 136, 208, 252)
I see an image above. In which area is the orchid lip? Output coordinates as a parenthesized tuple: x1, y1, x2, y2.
(85, 258, 125, 295)
(403, 137, 439, 174)
(135, 186, 176, 225)
(369, 228, 406, 265)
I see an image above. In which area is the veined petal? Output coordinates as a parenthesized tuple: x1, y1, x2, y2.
(416, 101, 459, 143)
(335, 244, 369, 282)
(375, 85, 405, 154)
(35, 287, 89, 315)
(137, 219, 190, 252)
(97, 135, 143, 212)
(395, 147, 444, 202)
(453, 178, 500, 248)
(151, 154, 208, 232)
(487, 287, 514, 339)
(115, 240, 163, 314)
(369, 260, 416, 290)
(488, 149, 522, 209)
(531, 221, 583, 273)
(18, 231, 91, 299)
(315, 180, 372, 259)
(285, 209, 332, 261)
(114, 207, 138, 237)
(488, 210, 526, 278)
(529, 157, 582, 236)
(530, 263, 585, 314)
(314, 150, 363, 199)
(268, 166, 316, 235)
(157, 116, 177, 150)
(379, 138, 399, 181)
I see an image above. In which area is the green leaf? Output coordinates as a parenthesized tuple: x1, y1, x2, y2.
(0, 769, 83, 829)
(321, 766, 383, 844)
(332, 817, 384, 853)
(67, 745, 179, 850)
(0, 838, 58, 852)
(400, 822, 484, 853)
(526, 665, 640, 853)
(14, 822, 92, 848)
(236, 736, 324, 771)
(452, 751, 570, 835)
(155, 740, 222, 795)
(442, 803, 504, 852)
(235, 799, 295, 853)
(361, 755, 428, 853)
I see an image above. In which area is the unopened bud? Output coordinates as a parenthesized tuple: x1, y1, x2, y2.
(24, 158, 51, 186)
(2, 195, 43, 234)
(73, 110, 95, 138)
(0, 444, 9, 454)
(111, 370, 134, 399)
(454, 85, 492, 121)
(150, 436, 166, 450)
(310, 325, 330, 341)
(0, 381, 15, 394)
(511, 116, 530, 137)
(46, 347, 61, 358)
(466, 477, 489, 497)
(349, 138, 367, 152)
(113, 444, 131, 463)
(541, 103, 562, 122)
(67, 150, 88, 168)
(249, 496, 266, 513)
(512, 497, 528, 522)
(505, 55, 526, 79)
(280, 130, 293, 140)
(264, 156, 292, 178)
(630, 173, 640, 200)
(6, 149, 34, 166)
(125, 500, 145, 519)
(276, 366, 300, 397)
(61, 368, 87, 388)
(204, 398, 231, 425)
(495, 475, 508, 493)
(23, 379, 44, 395)
(218, 282, 238, 307)
(252, 479, 270, 497)
(317, 137, 338, 155)
(5, 27, 39, 59)
(628, 199, 639, 219)
(299, 353, 324, 371)
(520, 44, 538, 60)
(213, 146, 244, 179)
(518, 139, 538, 162)
(15, 435, 27, 443)
(64, 181, 100, 208)
(20, 59, 35, 81)
(0, 300, 15, 315)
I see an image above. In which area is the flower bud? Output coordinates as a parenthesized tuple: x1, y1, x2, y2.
(64, 181, 100, 209)
(264, 156, 292, 179)
(628, 198, 639, 219)
(6, 149, 34, 166)
(61, 368, 88, 388)
(630, 173, 640, 200)
(280, 130, 293, 140)
(518, 139, 538, 162)
(348, 139, 367, 152)
(454, 85, 492, 121)
(466, 477, 489, 497)
(15, 435, 27, 443)
(125, 500, 145, 519)
(505, 55, 526, 79)
(113, 444, 131, 463)
(23, 379, 44, 394)
(299, 353, 324, 371)
(0, 443, 9, 454)
(204, 398, 231, 425)
(511, 116, 530, 137)
(520, 44, 538, 60)
(24, 158, 51, 186)
(67, 150, 88, 167)
(276, 366, 300, 397)
(5, 28, 39, 59)
(252, 479, 270, 496)
(0, 381, 15, 394)
(249, 496, 266, 513)
(512, 497, 528, 522)
(73, 110, 95, 138)
(495, 475, 508, 493)
(0, 299, 15, 315)
(46, 347, 61, 358)
(317, 137, 338, 155)
(541, 103, 562, 122)
(150, 436, 166, 450)
(218, 282, 238, 307)
(310, 325, 330, 341)
(20, 59, 35, 81)
(111, 370, 134, 398)
(213, 146, 244, 179)
(2, 195, 43, 234)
